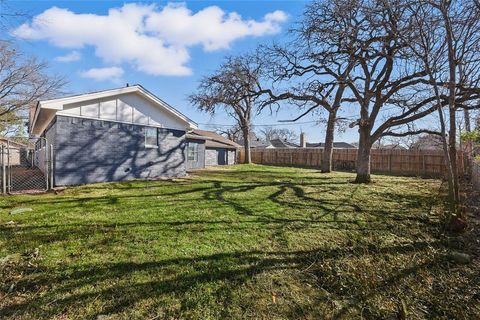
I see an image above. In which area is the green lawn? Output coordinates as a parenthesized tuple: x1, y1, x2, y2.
(0, 165, 478, 319)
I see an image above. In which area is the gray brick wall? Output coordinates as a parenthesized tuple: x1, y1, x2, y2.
(53, 116, 186, 186)
(44, 121, 56, 148)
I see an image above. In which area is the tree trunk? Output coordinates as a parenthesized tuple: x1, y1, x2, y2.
(440, 108, 456, 212)
(321, 110, 336, 173)
(460, 64, 473, 176)
(443, 3, 460, 210)
(242, 127, 252, 164)
(425, 61, 457, 214)
(464, 108, 473, 176)
(449, 108, 459, 204)
(355, 126, 371, 183)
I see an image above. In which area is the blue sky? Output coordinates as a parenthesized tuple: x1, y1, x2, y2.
(6, 0, 361, 144)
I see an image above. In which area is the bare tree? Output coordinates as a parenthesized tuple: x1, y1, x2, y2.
(0, 41, 65, 137)
(189, 55, 266, 163)
(0, 1, 30, 36)
(215, 124, 243, 144)
(405, 0, 480, 214)
(259, 0, 479, 186)
(259, 0, 359, 172)
(258, 127, 298, 143)
(330, 1, 432, 182)
(317, 0, 476, 183)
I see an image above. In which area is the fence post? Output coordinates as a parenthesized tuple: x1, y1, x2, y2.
(388, 153, 392, 173)
(50, 144, 54, 190)
(422, 154, 426, 176)
(1, 145, 5, 194)
(45, 142, 49, 191)
(6, 141, 10, 193)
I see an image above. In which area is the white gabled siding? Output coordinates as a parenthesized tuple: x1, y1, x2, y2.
(117, 99, 133, 122)
(99, 100, 116, 120)
(57, 92, 188, 130)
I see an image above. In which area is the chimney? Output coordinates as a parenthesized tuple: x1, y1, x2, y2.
(300, 132, 306, 148)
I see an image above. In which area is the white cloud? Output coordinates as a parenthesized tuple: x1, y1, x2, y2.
(12, 3, 287, 76)
(80, 67, 124, 81)
(144, 4, 288, 51)
(55, 50, 81, 62)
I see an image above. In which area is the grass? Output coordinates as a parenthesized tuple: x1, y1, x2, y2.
(0, 164, 478, 319)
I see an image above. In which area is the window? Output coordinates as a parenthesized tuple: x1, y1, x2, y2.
(145, 127, 158, 148)
(187, 142, 198, 161)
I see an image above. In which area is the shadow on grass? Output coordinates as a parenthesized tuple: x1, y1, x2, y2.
(0, 178, 351, 209)
(1, 241, 448, 319)
(1, 174, 443, 256)
(0, 166, 454, 318)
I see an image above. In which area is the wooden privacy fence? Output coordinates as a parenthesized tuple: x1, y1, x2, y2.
(239, 148, 466, 178)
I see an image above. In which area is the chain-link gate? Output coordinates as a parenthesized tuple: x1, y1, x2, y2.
(0, 137, 52, 194)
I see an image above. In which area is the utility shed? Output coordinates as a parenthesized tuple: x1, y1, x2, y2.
(186, 129, 240, 169)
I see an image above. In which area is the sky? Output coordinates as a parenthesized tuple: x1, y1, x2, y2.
(4, 0, 362, 144)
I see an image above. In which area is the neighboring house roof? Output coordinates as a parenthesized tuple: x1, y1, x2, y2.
(250, 139, 301, 149)
(306, 142, 357, 149)
(249, 139, 270, 148)
(30, 84, 197, 136)
(0, 137, 28, 149)
(236, 131, 259, 146)
(266, 139, 299, 148)
(187, 129, 241, 150)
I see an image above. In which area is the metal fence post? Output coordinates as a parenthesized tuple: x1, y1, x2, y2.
(6, 141, 10, 193)
(422, 154, 426, 177)
(1, 145, 5, 194)
(45, 141, 49, 191)
(50, 144, 54, 190)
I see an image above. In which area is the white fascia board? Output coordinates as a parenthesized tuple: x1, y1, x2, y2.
(39, 86, 138, 107)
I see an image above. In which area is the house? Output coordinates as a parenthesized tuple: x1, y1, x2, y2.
(186, 129, 240, 169)
(29, 85, 238, 186)
(305, 142, 357, 149)
(250, 138, 300, 149)
(297, 132, 356, 149)
(0, 138, 28, 166)
(249, 138, 271, 149)
(0, 138, 28, 149)
(265, 138, 300, 149)
(250, 132, 356, 150)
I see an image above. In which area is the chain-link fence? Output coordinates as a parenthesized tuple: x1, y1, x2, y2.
(0, 137, 51, 194)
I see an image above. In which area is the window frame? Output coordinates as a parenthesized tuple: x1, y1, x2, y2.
(186, 142, 198, 161)
(145, 127, 158, 148)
